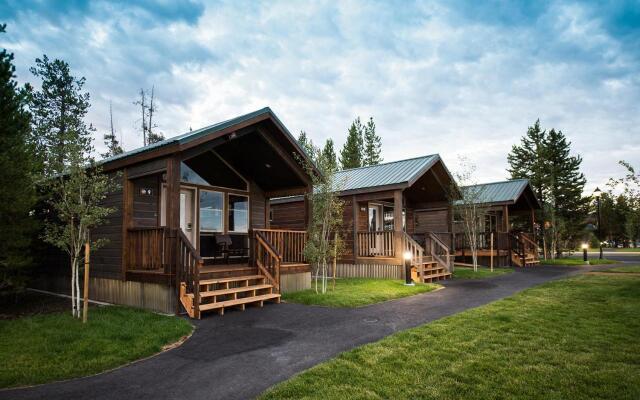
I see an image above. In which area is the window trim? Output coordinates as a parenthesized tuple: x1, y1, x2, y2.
(198, 189, 225, 233)
(227, 193, 250, 234)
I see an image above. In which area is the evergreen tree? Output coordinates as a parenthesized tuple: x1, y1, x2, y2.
(297, 130, 316, 159)
(362, 117, 382, 166)
(0, 24, 37, 291)
(507, 120, 587, 257)
(340, 117, 364, 169)
(321, 138, 338, 172)
(28, 55, 93, 176)
(29, 54, 117, 317)
(102, 101, 123, 158)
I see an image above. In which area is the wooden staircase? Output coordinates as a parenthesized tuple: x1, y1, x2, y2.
(413, 259, 452, 283)
(510, 232, 541, 267)
(180, 274, 280, 317)
(403, 232, 453, 284)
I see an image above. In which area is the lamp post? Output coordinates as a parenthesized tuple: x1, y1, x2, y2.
(594, 187, 603, 259)
(581, 243, 588, 263)
(403, 251, 414, 286)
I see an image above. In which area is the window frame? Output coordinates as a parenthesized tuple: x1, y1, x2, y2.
(227, 193, 250, 234)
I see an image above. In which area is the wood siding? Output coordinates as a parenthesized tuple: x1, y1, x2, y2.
(132, 174, 160, 227)
(91, 173, 124, 280)
(250, 181, 266, 229)
(270, 201, 306, 230)
(414, 209, 449, 234)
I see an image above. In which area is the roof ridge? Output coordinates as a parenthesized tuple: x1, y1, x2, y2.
(464, 178, 529, 187)
(336, 154, 439, 174)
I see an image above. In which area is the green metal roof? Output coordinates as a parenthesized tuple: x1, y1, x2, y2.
(334, 155, 441, 192)
(459, 179, 536, 206)
(99, 107, 301, 165)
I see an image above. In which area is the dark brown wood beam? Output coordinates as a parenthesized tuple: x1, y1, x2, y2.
(256, 127, 312, 186)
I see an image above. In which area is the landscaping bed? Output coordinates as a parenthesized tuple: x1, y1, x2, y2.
(281, 278, 439, 307)
(452, 266, 513, 279)
(262, 274, 640, 399)
(0, 303, 193, 388)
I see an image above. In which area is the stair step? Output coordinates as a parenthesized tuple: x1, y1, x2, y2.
(199, 284, 273, 298)
(199, 293, 281, 311)
(199, 275, 265, 286)
(422, 272, 452, 280)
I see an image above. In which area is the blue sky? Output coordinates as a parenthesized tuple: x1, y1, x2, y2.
(2, 0, 639, 191)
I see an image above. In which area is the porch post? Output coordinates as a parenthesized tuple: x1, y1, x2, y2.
(121, 169, 134, 280)
(165, 155, 181, 275)
(503, 205, 510, 233)
(352, 196, 358, 259)
(394, 190, 403, 264)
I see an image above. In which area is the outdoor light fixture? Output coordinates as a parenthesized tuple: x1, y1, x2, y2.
(403, 251, 414, 286)
(594, 187, 603, 259)
(581, 243, 588, 262)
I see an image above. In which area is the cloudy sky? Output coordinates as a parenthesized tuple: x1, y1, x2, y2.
(2, 0, 639, 191)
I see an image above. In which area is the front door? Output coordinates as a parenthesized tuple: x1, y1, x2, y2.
(180, 188, 196, 245)
(368, 204, 384, 254)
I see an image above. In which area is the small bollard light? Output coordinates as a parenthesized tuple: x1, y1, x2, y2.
(403, 251, 414, 286)
(581, 243, 588, 262)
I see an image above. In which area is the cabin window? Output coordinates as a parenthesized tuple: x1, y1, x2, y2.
(181, 152, 248, 190)
(228, 194, 249, 233)
(199, 190, 224, 232)
(383, 206, 394, 231)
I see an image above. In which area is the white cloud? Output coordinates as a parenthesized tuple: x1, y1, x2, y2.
(1, 0, 638, 192)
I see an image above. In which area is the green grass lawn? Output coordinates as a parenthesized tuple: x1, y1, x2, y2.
(607, 265, 640, 273)
(281, 278, 440, 307)
(0, 306, 193, 388)
(540, 257, 617, 266)
(262, 274, 640, 400)
(453, 266, 514, 279)
(601, 248, 640, 252)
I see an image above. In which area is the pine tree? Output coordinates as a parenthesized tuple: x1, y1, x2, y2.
(507, 120, 587, 257)
(321, 139, 338, 172)
(362, 117, 382, 166)
(102, 101, 123, 158)
(29, 54, 117, 317)
(340, 117, 364, 169)
(28, 55, 93, 176)
(0, 24, 37, 291)
(297, 130, 316, 159)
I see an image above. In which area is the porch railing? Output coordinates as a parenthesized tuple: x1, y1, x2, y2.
(401, 231, 424, 278)
(126, 227, 171, 271)
(453, 231, 511, 252)
(253, 228, 307, 264)
(425, 232, 453, 272)
(357, 230, 395, 257)
(254, 230, 281, 292)
(175, 229, 202, 318)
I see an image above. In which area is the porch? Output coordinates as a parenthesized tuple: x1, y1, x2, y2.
(113, 113, 315, 318)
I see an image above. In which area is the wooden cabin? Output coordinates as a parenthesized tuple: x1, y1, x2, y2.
(270, 155, 457, 283)
(453, 179, 541, 267)
(35, 108, 315, 318)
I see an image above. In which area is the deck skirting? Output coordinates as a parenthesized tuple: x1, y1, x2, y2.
(333, 263, 403, 280)
(32, 275, 175, 314)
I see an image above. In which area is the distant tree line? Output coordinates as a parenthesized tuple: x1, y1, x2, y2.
(296, 116, 383, 172)
(597, 162, 640, 248)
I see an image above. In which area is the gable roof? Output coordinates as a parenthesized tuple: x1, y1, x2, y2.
(460, 179, 540, 207)
(99, 107, 315, 172)
(334, 154, 442, 193)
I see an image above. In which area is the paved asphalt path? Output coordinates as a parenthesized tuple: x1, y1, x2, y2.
(1, 264, 623, 400)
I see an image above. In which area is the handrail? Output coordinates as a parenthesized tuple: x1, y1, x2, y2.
(254, 230, 281, 292)
(401, 232, 424, 281)
(175, 229, 202, 318)
(125, 227, 170, 271)
(426, 232, 452, 272)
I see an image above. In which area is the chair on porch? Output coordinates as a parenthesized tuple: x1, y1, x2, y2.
(215, 234, 249, 264)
